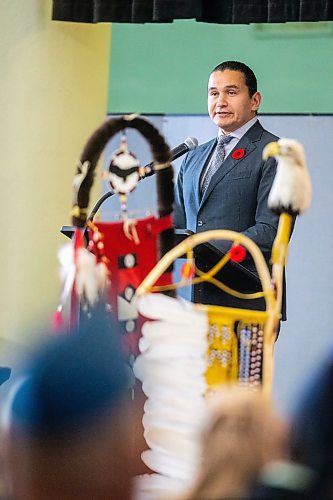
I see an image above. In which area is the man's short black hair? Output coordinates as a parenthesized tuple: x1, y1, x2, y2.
(211, 61, 257, 97)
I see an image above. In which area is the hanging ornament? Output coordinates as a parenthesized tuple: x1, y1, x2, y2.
(106, 132, 140, 217)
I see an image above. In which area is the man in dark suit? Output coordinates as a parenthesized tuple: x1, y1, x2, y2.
(174, 61, 286, 318)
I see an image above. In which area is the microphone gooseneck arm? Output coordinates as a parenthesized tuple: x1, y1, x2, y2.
(142, 137, 198, 178)
(87, 191, 114, 222)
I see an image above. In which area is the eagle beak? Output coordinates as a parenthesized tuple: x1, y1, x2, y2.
(262, 141, 280, 161)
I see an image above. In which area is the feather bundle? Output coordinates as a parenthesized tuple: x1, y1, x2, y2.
(133, 293, 208, 500)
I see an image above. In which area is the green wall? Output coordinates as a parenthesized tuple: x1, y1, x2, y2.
(108, 20, 333, 114)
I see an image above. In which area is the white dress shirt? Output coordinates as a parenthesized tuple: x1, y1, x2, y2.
(200, 117, 258, 189)
(217, 116, 258, 159)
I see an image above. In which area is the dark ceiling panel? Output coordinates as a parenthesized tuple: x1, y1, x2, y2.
(52, 0, 333, 24)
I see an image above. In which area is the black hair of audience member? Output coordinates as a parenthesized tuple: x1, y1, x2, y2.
(0, 368, 11, 387)
(290, 350, 333, 498)
(249, 349, 333, 500)
(247, 460, 317, 500)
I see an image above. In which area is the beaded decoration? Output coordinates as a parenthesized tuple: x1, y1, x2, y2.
(206, 319, 265, 388)
(238, 323, 264, 388)
(206, 314, 238, 386)
(238, 325, 252, 385)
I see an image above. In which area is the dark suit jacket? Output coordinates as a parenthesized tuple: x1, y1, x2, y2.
(174, 120, 288, 320)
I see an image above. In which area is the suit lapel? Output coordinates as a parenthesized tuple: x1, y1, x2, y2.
(200, 121, 264, 207)
(192, 139, 216, 208)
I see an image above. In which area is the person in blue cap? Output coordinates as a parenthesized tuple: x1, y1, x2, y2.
(1, 310, 142, 500)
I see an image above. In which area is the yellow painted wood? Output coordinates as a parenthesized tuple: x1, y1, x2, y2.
(0, 0, 110, 351)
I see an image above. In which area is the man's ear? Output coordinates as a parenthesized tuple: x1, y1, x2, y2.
(251, 91, 261, 112)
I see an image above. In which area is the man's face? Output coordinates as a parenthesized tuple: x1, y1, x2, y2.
(207, 69, 261, 133)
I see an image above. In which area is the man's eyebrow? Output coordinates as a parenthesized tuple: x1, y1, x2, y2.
(208, 84, 240, 91)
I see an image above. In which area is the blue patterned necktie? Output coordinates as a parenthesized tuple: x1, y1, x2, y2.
(201, 134, 233, 195)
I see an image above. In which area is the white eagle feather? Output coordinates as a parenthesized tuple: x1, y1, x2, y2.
(263, 138, 312, 215)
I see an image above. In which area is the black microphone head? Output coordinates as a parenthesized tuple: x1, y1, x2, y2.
(184, 137, 198, 151)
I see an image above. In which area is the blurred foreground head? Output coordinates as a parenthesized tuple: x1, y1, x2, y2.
(1, 310, 139, 500)
(188, 387, 288, 500)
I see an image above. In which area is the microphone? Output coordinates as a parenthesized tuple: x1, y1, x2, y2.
(169, 136, 199, 161)
(142, 137, 198, 177)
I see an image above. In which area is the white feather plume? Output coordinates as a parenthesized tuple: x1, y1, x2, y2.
(57, 243, 75, 305)
(58, 243, 109, 307)
(264, 138, 312, 215)
(95, 261, 110, 293)
(133, 294, 208, 499)
(75, 248, 98, 305)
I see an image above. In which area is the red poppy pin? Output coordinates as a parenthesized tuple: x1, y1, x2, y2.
(229, 244, 247, 263)
(232, 148, 245, 160)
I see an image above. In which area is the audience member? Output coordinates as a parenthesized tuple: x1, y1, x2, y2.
(248, 353, 333, 499)
(186, 387, 288, 500)
(288, 350, 333, 499)
(0, 368, 11, 388)
(0, 310, 141, 500)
